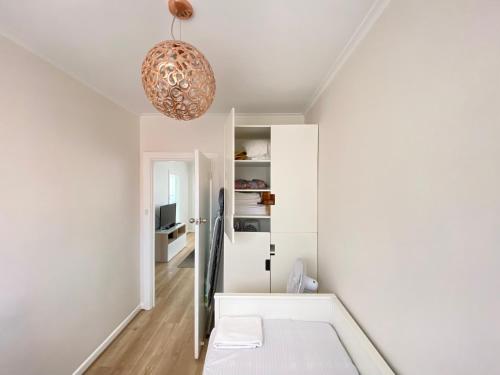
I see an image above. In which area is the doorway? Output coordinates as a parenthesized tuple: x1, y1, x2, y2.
(140, 151, 215, 359)
(153, 160, 194, 264)
(153, 158, 195, 328)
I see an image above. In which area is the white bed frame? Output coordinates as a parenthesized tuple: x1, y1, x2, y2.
(214, 293, 394, 375)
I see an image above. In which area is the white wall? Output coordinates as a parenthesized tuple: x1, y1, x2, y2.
(153, 161, 193, 230)
(306, 1, 500, 374)
(141, 113, 226, 196)
(0, 35, 139, 375)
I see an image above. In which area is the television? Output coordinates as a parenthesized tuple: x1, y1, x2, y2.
(160, 203, 177, 229)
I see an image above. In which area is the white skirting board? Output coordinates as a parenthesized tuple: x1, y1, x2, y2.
(72, 304, 142, 375)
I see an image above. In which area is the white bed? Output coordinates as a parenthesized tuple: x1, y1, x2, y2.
(205, 319, 359, 375)
(203, 293, 394, 375)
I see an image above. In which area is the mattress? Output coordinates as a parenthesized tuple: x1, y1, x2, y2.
(203, 319, 359, 375)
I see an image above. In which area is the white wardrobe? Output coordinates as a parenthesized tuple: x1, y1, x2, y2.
(223, 109, 318, 293)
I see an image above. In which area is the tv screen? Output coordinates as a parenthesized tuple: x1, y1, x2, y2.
(160, 203, 176, 229)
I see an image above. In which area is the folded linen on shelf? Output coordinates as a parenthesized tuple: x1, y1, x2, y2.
(235, 192, 261, 202)
(241, 140, 270, 160)
(236, 207, 268, 216)
(235, 179, 268, 190)
(213, 316, 263, 349)
(235, 199, 261, 204)
(235, 192, 267, 216)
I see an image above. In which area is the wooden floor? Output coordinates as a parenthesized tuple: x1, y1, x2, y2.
(86, 233, 206, 375)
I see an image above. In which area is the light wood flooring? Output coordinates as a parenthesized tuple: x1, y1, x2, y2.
(86, 233, 206, 375)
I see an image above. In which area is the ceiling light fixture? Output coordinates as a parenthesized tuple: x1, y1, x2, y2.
(141, 0, 216, 121)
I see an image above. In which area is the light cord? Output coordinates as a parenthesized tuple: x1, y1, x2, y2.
(170, 15, 177, 40)
(170, 15, 182, 41)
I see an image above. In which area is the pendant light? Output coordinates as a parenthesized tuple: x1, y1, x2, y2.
(141, 0, 216, 121)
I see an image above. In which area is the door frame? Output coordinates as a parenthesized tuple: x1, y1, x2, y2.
(140, 151, 217, 310)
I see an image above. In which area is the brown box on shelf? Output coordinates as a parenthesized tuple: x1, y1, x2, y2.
(261, 192, 275, 206)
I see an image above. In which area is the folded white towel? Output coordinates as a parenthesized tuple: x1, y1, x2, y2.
(242, 140, 270, 160)
(235, 197, 261, 201)
(235, 192, 261, 201)
(235, 199, 261, 204)
(213, 316, 263, 349)
(235, 208, 268, 216)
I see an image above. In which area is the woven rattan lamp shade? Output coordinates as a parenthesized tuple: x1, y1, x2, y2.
(141, 40, 216, 120)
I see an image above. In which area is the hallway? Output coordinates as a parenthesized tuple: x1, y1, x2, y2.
(86, 233, 205, 375)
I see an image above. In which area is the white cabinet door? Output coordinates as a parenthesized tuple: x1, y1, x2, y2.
(271, 125, 318, 233)
(270, 233, 317, 293)
(224, 232, 270, 292)
(224, 108, 235, 242)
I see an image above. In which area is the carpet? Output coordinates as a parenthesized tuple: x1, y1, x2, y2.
(178, 250, 195, 268)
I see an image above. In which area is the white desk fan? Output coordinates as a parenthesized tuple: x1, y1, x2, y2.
(286, 258, 319, 293)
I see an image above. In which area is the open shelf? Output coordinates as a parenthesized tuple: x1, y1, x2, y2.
(234, 216, 271, 232)
(233, 123, 272, 233)
(235, 125, 271, 140)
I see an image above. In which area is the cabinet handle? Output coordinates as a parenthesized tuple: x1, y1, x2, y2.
(265, 259, 270, 271)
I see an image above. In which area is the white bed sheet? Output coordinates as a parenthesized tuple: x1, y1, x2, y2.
(203, 319, 359, 375)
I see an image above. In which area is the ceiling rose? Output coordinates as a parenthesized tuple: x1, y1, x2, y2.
(141, 0, 216, 121)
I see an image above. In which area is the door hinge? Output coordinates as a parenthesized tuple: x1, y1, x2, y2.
(265, 259, 270, 271)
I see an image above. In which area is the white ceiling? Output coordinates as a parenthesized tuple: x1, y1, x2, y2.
(0, 0, 375, 115)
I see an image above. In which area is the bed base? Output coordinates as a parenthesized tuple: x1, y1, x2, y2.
(214, 293, 394, 375)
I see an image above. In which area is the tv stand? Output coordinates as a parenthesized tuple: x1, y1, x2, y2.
(155, 223, 187, 262)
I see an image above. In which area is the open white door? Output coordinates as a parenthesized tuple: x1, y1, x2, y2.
(224, 108, 235, 242)
(193, 149, 211, 359)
